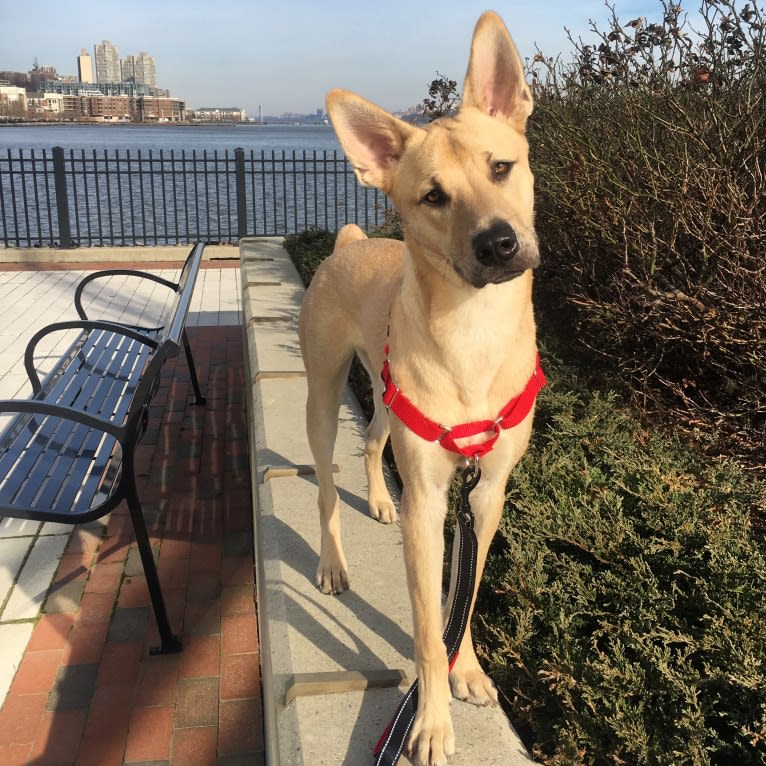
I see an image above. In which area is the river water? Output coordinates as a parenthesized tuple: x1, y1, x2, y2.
(0, 123, 342, 154)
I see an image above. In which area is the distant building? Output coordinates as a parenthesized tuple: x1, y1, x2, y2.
(192, 106, 247, 122)
(122, 56, 135, 83)
(40, 79, 169, 98)
(0, 84, 26, 117)
(77, 49, 94, 83)
(122, 52, 157, 88)
(94, 40, 121, 83)
(134, 96, 185, 122)
(26, 91, 65, 118)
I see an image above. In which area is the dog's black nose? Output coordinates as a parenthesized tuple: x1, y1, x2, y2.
(473, 222, 519, 266)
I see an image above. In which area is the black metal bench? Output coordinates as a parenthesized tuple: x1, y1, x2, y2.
(0, 241, 207, 654)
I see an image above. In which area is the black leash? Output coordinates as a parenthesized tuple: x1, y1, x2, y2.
(373, 460, 481, 766)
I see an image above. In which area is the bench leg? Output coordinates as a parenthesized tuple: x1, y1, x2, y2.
(126, 488, 183, 655)
(182, 329, 207, 406)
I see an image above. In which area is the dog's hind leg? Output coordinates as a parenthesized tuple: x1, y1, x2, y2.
(300, 275, 357, 595)
(357, 350, 397, 524)
(305, 350, 353, 594)
(364, 400, 397, 523)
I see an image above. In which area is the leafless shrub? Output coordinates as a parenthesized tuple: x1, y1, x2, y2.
(528, 0, 765, 466)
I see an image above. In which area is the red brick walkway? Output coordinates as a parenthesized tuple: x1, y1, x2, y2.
(0, 325, 264, 766)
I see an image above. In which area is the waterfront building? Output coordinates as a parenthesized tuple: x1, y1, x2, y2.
(26, 91, 65, 118)
(39, 80, 170, 98)
(192, 106, 247, 122)
(77, 49, 94, 83)
(135, 95, 185, 122)
(0, 84, 26, 117)
(94, 40, 121, 83)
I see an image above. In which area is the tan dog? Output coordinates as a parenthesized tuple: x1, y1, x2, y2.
(299, 12, 540, 766)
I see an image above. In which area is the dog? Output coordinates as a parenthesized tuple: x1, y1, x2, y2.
(298, 12, 541, 766)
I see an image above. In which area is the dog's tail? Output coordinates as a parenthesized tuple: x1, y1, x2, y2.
(334, 223, 367, 252)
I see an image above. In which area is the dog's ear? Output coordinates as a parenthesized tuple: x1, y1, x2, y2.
(461, 12, 533, 129)
(326, 89, 417, 191)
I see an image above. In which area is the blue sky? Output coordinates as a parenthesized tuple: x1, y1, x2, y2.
(0, 0, 658, 116)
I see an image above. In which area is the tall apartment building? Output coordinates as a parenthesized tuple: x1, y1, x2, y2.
(77, 49, 93, 83)
(122, 51, 156, 88)
(93, 40, 121, 83)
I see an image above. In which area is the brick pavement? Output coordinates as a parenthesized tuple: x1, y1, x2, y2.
(0, 324, 264, 766)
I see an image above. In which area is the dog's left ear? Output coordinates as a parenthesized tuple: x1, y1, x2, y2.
(461, 12, 533, 129)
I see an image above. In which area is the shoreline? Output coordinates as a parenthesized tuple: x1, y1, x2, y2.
(0, 121, 331, 128)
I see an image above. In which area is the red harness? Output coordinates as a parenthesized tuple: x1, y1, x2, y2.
(381, 345, 546, 459)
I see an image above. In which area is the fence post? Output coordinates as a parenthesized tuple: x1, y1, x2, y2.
(52, 146, 75, 249)
(235, 148, 248, 241)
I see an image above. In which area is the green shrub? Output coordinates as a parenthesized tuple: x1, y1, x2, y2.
(284, 227, 337, 286)
(527, 0, 766, 465)
(477, 349, 766, 764)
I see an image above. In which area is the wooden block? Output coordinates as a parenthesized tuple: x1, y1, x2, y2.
(284, 669, 409, 705)
(261, 464, 340, 482)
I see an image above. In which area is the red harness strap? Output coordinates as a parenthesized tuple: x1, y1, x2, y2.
(381, 348, 546, 459)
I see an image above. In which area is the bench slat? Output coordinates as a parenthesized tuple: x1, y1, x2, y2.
(31, 428, 113, 514)
(43, 330, 154, 418)
(40, 329, 127, 409)
(52, 432, 115, 515)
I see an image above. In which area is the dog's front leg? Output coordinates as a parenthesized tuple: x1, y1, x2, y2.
(399, 480, 455, 766)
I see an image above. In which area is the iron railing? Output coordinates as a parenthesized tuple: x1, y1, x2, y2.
(0, 146, 394, 248)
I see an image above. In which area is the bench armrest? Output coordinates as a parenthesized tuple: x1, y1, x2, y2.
(24, 320, 159, 395)
(75, 269, 179, 321)
(0, 399, 125, 439)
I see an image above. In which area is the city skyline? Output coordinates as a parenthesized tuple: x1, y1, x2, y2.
(0, 0, 660, 115)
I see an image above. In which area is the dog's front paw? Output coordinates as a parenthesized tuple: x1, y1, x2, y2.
(368, 493, 397, 524)
(315, 554, 350, 595)
(406, 709, 455, 766)
(449, 658, 499, 707)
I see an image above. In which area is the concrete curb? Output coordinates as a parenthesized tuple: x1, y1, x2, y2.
(240, 237, 536, 765)
(0, 243, 240, 264)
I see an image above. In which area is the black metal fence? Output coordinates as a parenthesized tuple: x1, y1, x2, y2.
(0, 146, 394, 248)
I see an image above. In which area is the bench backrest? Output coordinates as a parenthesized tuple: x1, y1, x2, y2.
(157, 241, 205, 347)
(123, 242, 205, 441)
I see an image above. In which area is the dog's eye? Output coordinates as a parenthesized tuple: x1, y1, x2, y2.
(422, 188, 447, 206)
(493, 161, 513, 178)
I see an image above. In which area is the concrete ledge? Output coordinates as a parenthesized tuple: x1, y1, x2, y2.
(0, 242, 254, 264)
(241, 238, 535, 765)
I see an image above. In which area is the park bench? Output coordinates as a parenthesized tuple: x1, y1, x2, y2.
(0, 242, 207, 654)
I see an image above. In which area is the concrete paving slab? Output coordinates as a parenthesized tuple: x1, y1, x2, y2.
(0, 536, 33, 615)
(2, 533, 69, 621)
(0, 517, 42, 538)
(0, 622, 34, 702)
(244, 320, 305, 382)
(241, 238, 536, 766)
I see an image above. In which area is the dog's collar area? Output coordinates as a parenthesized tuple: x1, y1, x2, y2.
(381, 344, 546, 459)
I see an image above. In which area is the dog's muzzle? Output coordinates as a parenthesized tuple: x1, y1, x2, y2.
(466, 221, 539, 287)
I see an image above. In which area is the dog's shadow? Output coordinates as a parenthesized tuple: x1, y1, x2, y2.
(267, 511, 412, 661)
(257, 468, 417, 761)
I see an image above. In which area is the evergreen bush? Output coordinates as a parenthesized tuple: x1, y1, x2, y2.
(478, 349, 766, 764)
